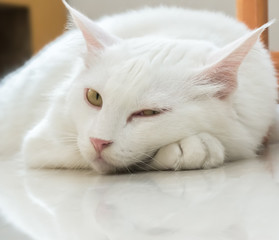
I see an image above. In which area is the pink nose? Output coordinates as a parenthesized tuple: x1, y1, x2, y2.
(90, 138, 113, 153)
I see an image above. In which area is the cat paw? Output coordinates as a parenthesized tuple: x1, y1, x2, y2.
(150, 133, 225, 170)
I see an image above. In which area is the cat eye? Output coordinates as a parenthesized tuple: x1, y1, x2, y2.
(86, 88, 103, 107)
(140, 110, 161, 116)
(128, 109, 162, 122)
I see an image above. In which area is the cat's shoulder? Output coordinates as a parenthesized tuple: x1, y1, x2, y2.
(98, 6, 233, 23)
(97, 6, 248, 44)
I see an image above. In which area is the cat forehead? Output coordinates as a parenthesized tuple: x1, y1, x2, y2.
(108, 38, 216, 67)
(80, 38, 217, 104)
(87, 38, 217, 82)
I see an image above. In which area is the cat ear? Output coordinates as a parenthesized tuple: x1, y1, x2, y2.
(62, 0, 119, 52)
(198, 20, 274, 99)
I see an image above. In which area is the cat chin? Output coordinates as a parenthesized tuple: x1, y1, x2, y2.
(90, 157, 118, 174)
(89, 153, 156, 174)
(90, 157, 135, 174)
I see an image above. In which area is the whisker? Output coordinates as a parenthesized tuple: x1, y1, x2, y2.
(119, 158, 133, 174)
(141, 152, 164, 168)
(126, 151, 165, 172)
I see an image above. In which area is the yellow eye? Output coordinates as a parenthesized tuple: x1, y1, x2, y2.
(141, 110, 160, 116)
(86, 88, 102, 107)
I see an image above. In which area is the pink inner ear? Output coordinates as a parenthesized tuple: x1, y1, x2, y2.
(198, 21, 273, 99)
(62, 0, 119, 51)
(74, 17, 104, 50)
(202, 61, 238, 99)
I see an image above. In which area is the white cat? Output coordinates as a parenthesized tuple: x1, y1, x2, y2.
(0, 0, 277, 173)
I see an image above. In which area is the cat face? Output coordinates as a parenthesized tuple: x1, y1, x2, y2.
(67, 39, 219, 173)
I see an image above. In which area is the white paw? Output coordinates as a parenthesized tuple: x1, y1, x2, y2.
(151, 133, 225, 170)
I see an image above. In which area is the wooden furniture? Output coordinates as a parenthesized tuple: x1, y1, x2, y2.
(0, 0, 67, 54)
(236, 0, 279, 86)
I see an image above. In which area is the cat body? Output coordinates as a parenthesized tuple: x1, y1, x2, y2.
(0, 2, 277, 173)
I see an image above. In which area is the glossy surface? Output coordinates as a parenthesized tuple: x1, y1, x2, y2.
(0, 143, 279, 240)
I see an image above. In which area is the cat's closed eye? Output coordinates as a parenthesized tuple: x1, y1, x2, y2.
(85, 88, 102, 107)
(127, 109, 163, 122)
(135, 110, 161, 116)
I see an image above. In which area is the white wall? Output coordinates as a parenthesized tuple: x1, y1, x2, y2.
(70, 0, 278, 50)
(269, 0, 279, 51)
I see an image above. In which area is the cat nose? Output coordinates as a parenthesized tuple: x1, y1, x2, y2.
(90, 138, 113, 153)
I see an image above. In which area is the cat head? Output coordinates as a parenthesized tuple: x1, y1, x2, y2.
(62, 1, 270, 173)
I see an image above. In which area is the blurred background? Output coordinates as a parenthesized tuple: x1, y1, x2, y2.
(0, 0, 278, 78)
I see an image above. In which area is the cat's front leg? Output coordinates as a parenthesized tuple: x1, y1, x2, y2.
(150, 133, 225, 170)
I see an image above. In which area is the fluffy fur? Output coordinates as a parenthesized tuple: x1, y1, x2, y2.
(0, 1, 277, 173)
